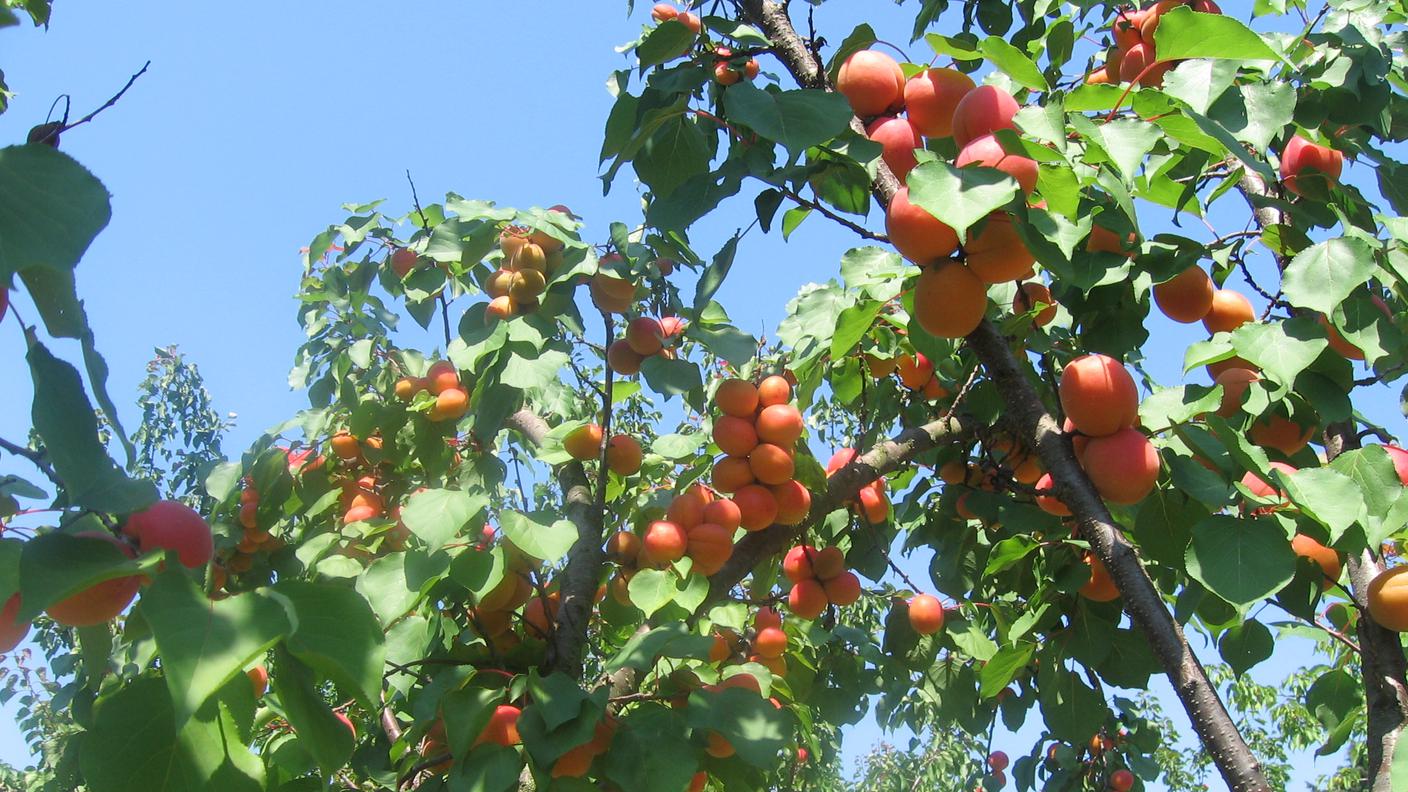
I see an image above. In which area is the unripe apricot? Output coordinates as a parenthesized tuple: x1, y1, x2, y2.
(702, 498, 742, 532)
(475, 705, 522, 747)
(1082, 428, 1160, 504)
(771, 480, 812, 525)
(667, 484, 714, 530)
(757, 374, 792, 407)
(914, 260, 987, 338)
(955, 134, 1038, 195)
(1202, 289, 1255, 334)
(687, 523, 733, 575)
(642, 520, 689, 566)
(886, 188, 960, 264)
(606, 434, 643, 475)
(756, 404, 804, 445)
(788, 579, 828, 619)
(1281, 134, 1344, 197)
(734, 484, 779, 531)
(965, 215, 1036, 284)
(564, 423, 605, 461)
(429, 388, 470, 422)
(0, 595, 31, 653)
(607, 339, 645, 375)
(951, 84, 1019, 147)
(606, 530, 641, 564)
(822, 570, 862, 605)
(390, 248, 420, 278)
(754, 625, 788, 658)
(865, 115, 922, 183)
(1079, 554, 1120, 601)
(713, 415, 759, 457)
(1249, 413, 1315, 457)
(331, 432, 361, 460)
(1368, 566, 1408, 631)
(508, 269, 546, 302)
(895, 353, 934, 390)
(124, 500, 214, 569)
(811, 546, 846, 580)
(513, 242, 547, 273)
(1035, 472, 1070, 516)
(783, 545, 819, 583)
(1291, 534, 1342, 590)
(837, 50, 905, 117)
(626, 316, 665, 356)
(1059, 354, 1139, 438)
(904, 67, 976, 138)
(907, 594, 945, 634)
(716, 378, 760, 417)
(45, 532, 141, 627)
(1154, 266, 1215, 324)
(712, 456, 755, 493)
(1214, 368, 1260, 417)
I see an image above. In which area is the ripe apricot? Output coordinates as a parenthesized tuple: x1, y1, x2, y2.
(1110, 769, 1136, 792)
(755, 606, 782, 631)
(1082, 428, 1160, 504)
(1153, 266, 1215, 324)
(0, 595, 30, 653)
(715, 378, 760, 417)
(756, 404, 804, 445)
(756, 375, 792, 407)
(1319, 313, 1365, 361)
(677, 11, 702, 34)
(712, 456, 755, 493)
(331, 432, 360, 460)
(391, 248, 420, 278)
(429, 387, 469, 422)
(788, 579, 828, 619)
(687, 523, 733, 575)
(606, 434, 643, 475)
(474, 705, 522, 747)
(822, 571, 862, 605)
(734, 484, 779, 531)
(811, 546, 846, 580)
(1205, 355, 1259, 381)
(1249, 413, 1315, 457)
(508, 269, 546, 302)
(1202, 289, 1255, 334)
(783, 545, 819, 582)
(771, 480, 812, 525)
(914, 260, 987, 337)
(626, 316, 664, 356)
(705, 730, 736, 758)
(564, 423, 604, 461)
(523, 591, 560, 639)
(701, 498, 742, 532)
(394, 377, 423, 400)
(247, 666, 268, 699)
(1384, 444, 1408, 485)
(1368, 566, 1408, 631)
(607, 339, 645, 375)
(642, 520, 689, 566)
(1087, 223, 1137, 257)
(1240, 461, 1297, 502)
(1014, 281, 1057, 327)
(486, 295, 517, 321)
(1035, 472, 1070, 516)
(1214, 368, 1260, 417)
(895, 353, 934, 390)
(1291, 534, 1342, 590)
(907, 593, 945, 634)
(837, 49, 905, 117)
(754, 625, 788, 658)
(965, 214, 1036, 284)
(551, 742, 596, 778)
(865, 115, 922, 182)
(651, 3, 678, 22)
(667, 484, 713, 530)
(1281, 134, 1344, 197)
(688, 771, 708, 792)
(1059, 354, 1139, 437)
(903, 67, 975, 138)
(713, 415, 759, 456)
(606, 530, 641, 564)
(1079, 554, 1120, 601)
(951, 84, 1019, 147)
(857, 482, 890, 523)
(45, 532, 141, 627)
(749, 443, 796, 488)
(955, 134, 1038, 194)
(124, 500, 214, 569)
(886, 187, 960, 263)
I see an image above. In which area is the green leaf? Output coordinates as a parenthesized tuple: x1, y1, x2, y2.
(1153, 6, 1281, 61)
(685, 688, 790, 767)
(653, 432, 705, 460)
(26, 338, 157, 514)
(17, 531, 145, 620)
(1231, 318, 1328, 390)
(830, 300, 883, 360)
(636, 19, 697, 69)
(979, 37, 1048, 90)
(692, 236, 739, 312)
(722, 83, 854, 157)
(1097, 118, 1163, 182)
(627, 567, 677, 616)
(1218, 619, 1273, 676)
(640, 355, 702, 399)
(907, 160, 1019, 243)
(1277, 467, 1365, 544)
(690, 322, 756, 367)
(499, 511, 577, 563)
(0, 145, 111, 280)
(605, 622, 715, 672)
(1185, 515, 1295, 606)
(635, 115, 712, 199)
(1036, 659, 1105, 744)
(979, 643, 1035, 697)
(1139, 384, 1222, 432)
(356, 550, 446, 627)
(603, 705, 698, 792)
(840, 246, 910, 300)
(273, 581, 385, 708)
(1329, 446, 1404, 546)
(1160, 59, 1239, 114)
(140, 570, 290, 728)
(984, 536, 1040, 576)
(1281, 238, 1377, 316)
(527, 672, 590, 733)
(449, 744, 522, 792)
(400, 489, 487, 553)
(500, 349, 572, 391)
(270, 646, 354, 776)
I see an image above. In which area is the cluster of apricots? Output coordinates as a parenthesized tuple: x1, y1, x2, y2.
(485, 219, 568, 321)
(865, 350, 951, 400)
(782, 544, 862, 618)
(650, 3, 701, 35)
(564, 423, 645, 477)
(394, 360, 471, 423)
(607, 313, 686, 375)
(710, 46, 759, 85)
(1087, 0, 1223, 88)
(709, 375, 813, 530)
(589, 253, 649, 314)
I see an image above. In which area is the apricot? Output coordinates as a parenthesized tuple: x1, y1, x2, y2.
(1384, 444, 1408, 485)
(705, 730, 736, 758)
(865, 353, 898, 377)
(45, 532, 141, 627)
(904, 67, 976, 138)
(1214, 368, 1260, 417)
(837, 49, 905, 117)
(715, 378, 760, 417)
(1249, 413, 1315, 457)
(1112, 9, 1144, 50)
(1082, 428, 1160, 504)
(713, 60, 741, 86)
(951, 84, 1020, 147)
(914, 260, 987, 337)
(658, 315, 686, 342)
(687, 523, 733, 575)
(607, 339, 645, 375)
(390, 248, 419, 278)
(1319, 313, 1365, 361)
(965, 214, 1036, 284)
(336, 711, 358, 739)
(989, 751, 1010, 772)
(688, 771, 708, 792)
(642, 520, 689, 566)
(1368, 566, 1408, 631)
(823, 571, 862, 605)
(788, 579, 829, 619)
(1202, 289, 1255, 334)
(756, 374, 792, 407)
(754, 625, 788, 658)
(429, 388, 469, 422)
(1291, 534, 1342, 590)
(857, 482, 890, 523)
(513, 242, 547, 273)
(1035, 472, 1070, 516)
(745, 444, 791, 484)
(651, 4, 678, 22)
(783, 545, 820, 582)
(886, 187, 960, 264)
(865, 115, 922, 182)
(811, 546, 846, 580)
(590, 276, 634, 314)
(0, 595, 30, 653)
(1079, 554, 1120, 601)
(124, 500, 213, 569)
(1153, 266, 1215, 324)
(523, 591, 560, 639)
(702, 498, 742, 532)
(606, 530, 641, 564)
(1110, 769, 1136, 792)
(826, 447, 859, 474)
(247, 666, 268, 699)
(1205, 355, 1259, 380)
(708, 631, 732, 663)
(755, 606, 782, 631)
(955, 134, 1038, 194)
(475, 705, 522, 747)
(331, 432, 361, 460)
(1118, 43, 1172, 87)
(713, 415, 759, 457)
(564, 423, 604, 462)
(907, 594, 945, 634)
(1239, 461, 1296, 501)
(551, 742, 596, 778)
(734, 484, 779, 531)
(606, 434, 643, 476)
(486, 295, 517, 321)
(771, 480, 812, 525)
(756, 404, 804, 445)
(1280, 134, 1344, 197)
(712, 456, 755, 493)
(1059, 354, 1139, 437)
(626, 316, 665, 356)
(895, 352, 934, 390)
(922, 377, 948, 400)
(1087, 223, 1137, 257)
(677, 11, 702, 34)
(667, 484, 714, 529)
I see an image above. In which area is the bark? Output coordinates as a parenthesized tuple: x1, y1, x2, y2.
(736, 4, 1272, 789)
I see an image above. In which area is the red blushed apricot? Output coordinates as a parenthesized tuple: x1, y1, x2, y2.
(788, 579, 828, 619)
(1383, 445, 1408, 485)
(757, 375, 792, 407)
(45, 532, 141, 628)
(886, 188, 960, 264)
(667, 485, 714, 530)
(1079, 555, 1120, 602)
(837, 49, 905, 117)
(606, 435, 643, 476)
(1240, 461, 1297, 502)
(749, 443, 795, 485)
(1319, 314, 1365, 361)
(965, 214, 1036, 284)
(955, 134, 1038, 195)
(907, 594, 945, 634)
(688, 771, 708, 792)
(247, 666, 269, 699)
(756, 404, 804, 445)
(687, 523, 734, 576)
(754, 625, 788, 658)
(734, 484, 779, 531)
(564, 423, 604, 462)
(475, 705, 522, 747)
(783, 544, 820, 583)
(713, 415, 759, 457)
(1214, 368, 1260, 417)
(1082, 428, 1160, 504)
(485, 295, 518, 321)
(1118, 43, 1172, 87)
(1059, 354, 1139, 438)
(1368, 566, 1408, 631)
(1281, 134, 1344, 197)
(523, 591, 560, 639)
(951, 84, 1020, 147)
(771, 480, 812, 525)
(754, 606, 782, 631)
(914, 260, 987, 338)
(1112, 9, 1144, 51)
(712, 456, 755, 493)
(1203, 289, 1256, 334)
(865, 116, 922, 183)
(811, 546, 845, 580)
(426, 360, 460, 395)
(1250, 413, 1316, 457)
(715, 378, 760, 418)
(1153, 266, 1215, 324)
(124, 500, 213, 569)
(895, 353, 934, 390)
(642, 520, 689, 566)
(390, 248, 419, 278)
(606, 530, 641, 564)
(702, 498, 742, 532)
(856, 481, 889, 523)
(823, 571, 862, 605)
(1035, 472, 1070, 516)
(904, 67, 976, 138)
(1291, 534, 1342, 590)
(1101, 45, 1124, 84)
(0, 595, 30, 653)
(625, 316, 665, 356)
(705, 730, 736, 758)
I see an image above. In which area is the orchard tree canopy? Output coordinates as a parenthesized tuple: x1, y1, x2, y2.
(2, 0, 1408, 791)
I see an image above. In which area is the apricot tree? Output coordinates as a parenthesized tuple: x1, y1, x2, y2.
(3, 1, 1408, 791)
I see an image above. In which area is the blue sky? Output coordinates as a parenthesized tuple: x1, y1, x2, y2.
(0, 1, 1394, 788)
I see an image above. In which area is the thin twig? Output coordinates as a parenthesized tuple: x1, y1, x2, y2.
(405, 170, 431, 232)
(0, 437, 61, 489)
(33, 61, 151, 144)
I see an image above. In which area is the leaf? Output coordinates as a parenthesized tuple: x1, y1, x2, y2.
(690, 323, 756, 367)
(1329, 446, 1404, 546)
(627, 567, 677, 616)
(271, 646, 354, 776)
(1281, 238, 1377, 316)
(692, 235, 739, 312)
(979, 643, 1035, 697)
(0, 144, 111, 280)
(684, 688, 790, 767)
(635, 115, 712, 199)
(907, 160, 1019, 243)
(1036, 659, 1105, 743)
(652, 432, 705, 460)
(499, 511, 577, 563)
(1097, 118, 1163, 182)
(1153, 6, 1281, 61)
(500, 349, 571, 391)
(605, 622, 715, 672)
(1277, 467, 1365, 544)
(1306, 668, 1362, 756)
(1185, 515, 1295, 606)
(602, 705, 698, 792)
(980, 37, 1048, 90)
(527, 672, 590, 733)
(722, 83, 854, 157)
(140, 570, 290, 728)
(636, 20, 696, 69)
(1231, 318, 1328, 389)
(17, 531, 145, 620)
(984, 536, 1040, 576)
(640, 355, 702, 399)
(26, 338, 157, 514)
(272, 581, 385, 708)
(400, 489, 487, 553)
(1218, 620, 1273, 676)
(1160, 59, 1239, 114)
(840, 246, 910, 300)
(830, 301, 883, 360)
(356, 550, 446, 627)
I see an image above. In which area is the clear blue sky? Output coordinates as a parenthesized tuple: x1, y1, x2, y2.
(0, 2, 1393, 788)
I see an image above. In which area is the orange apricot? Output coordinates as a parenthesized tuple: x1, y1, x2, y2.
(1014, 281, 1057, 326)
(642, 520, 689, 567)
(823, 571, 862, 605)
(667, 484, 714, 530)
(754, 625, 788, 658)
(895, 353, 934, 390)
(955, 134, 1038, 194)
(837, 50, 905, 117)
(1079, 554, 1120, 601)
(429, 388, 469, 422)
(1214, 368, 1260, 417)
(1059, 354, 1139, 437)
(607, 339, 645, 375)
(1035, 472, 1070, 516)
(788, 579, 828, 619)
(564, 423, 605, 462)
(1249, 413, 1315, 457)
(713, 415, 759, 457)
(914, 260, 987, 337)
(756, 404, 804, 445)
(0, 595, 30, 653)
(756, 375, 792, 407)
(1081, 428, 1160, 504)
(783, 545, 820, 583)
(865, 116, 922, 182)
(687, 523, 733, 575)
(712, 456, 755, 493)
(1368, 566, 1408, 631)
(1291, 534, 1342, 590)
(1153, 266, 1215, 324)
(749, 444, 795, 485)
(1281, 134, 1344, 198)
(45, 532, 141, 627)
(124, 500, 214, 569)
(965, 214, 1036, 284)
(331, 432, 361, 460)
(1202, 289, 1255, 334)
(903, 67, 976, 138)
(606, 530, 641, 565)
(715, 378, 760, 417)
(626, 316, 665, 356)
(907, 594, 945, 634)
(886, 187, 960, 264)
(474, 705, 522, 747)
(702, 498, 742, 532)
(606, 435, 643, 476)
(771, 480, 812, 525)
